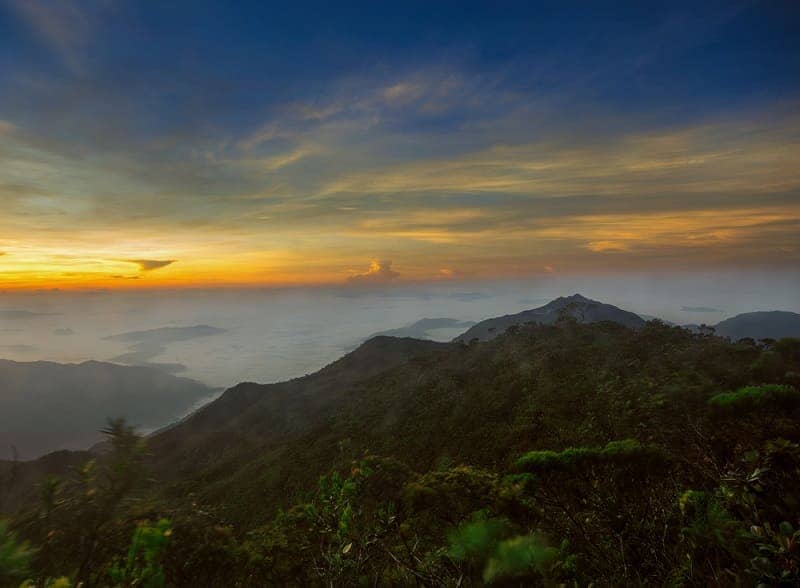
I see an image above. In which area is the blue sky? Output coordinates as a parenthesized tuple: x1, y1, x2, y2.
(0, 1, 798, 288)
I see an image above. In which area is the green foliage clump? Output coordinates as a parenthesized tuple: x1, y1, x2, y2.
(482, 534, 563, 583)
(447, 513, 565, 583)
(446, 512, 508, 562)
(515, 439, 665, 473)
(108, 518, 172, 588)
(748, 521, 800, 586)
(0, 519, 33, 584)
(708, 384, 799, 413)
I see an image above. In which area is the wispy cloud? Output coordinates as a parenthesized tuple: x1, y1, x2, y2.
(0, 52, 798, 288)
(7, 0, 95, 74)
(125, 259, 177, 272)
(319, 114, 800, 199)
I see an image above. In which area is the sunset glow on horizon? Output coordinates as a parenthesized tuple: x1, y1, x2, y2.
(1, 1, 798, 291)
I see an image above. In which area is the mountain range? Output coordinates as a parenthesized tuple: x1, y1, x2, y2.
(452, 294, 800, 343)
(2, 295, 798, 464)
(50, 295, 796, 528)
(1, 293, 799, 585)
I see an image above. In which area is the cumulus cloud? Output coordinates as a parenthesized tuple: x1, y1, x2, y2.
(347, 260, 400, 284)
(125, 259, 176, 272)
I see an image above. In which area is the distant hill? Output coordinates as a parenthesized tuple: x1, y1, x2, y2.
(713, 310, 800, 341)
(454, 293, 646, 342)
(368, 318, 476, 340)
(0, 359, 215, 459)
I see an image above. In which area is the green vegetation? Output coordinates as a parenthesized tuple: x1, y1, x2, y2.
(0, 520, 33, 585)
(2, 320, 799, 585)
(708, 383, 800, 412)
(515, 439, 665, 472)
(108, 519, 171, 588)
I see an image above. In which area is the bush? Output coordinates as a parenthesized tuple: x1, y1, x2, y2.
(708, 384, 799, 414)
(515, 439, 665, 473)
(108, 518, 172, 588)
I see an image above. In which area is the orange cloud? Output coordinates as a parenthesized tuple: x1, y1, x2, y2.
(347, 260, 400, 284)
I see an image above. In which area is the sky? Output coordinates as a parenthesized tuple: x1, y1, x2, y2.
(0, 0, 799, 290)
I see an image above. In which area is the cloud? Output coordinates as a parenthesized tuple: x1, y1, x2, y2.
(681, 306, 722, 313)
(1, 53, 799, 288)
(319, 114, 800, 199)
(0, 120, 15, 136)
(8, 0, 94, 74)
(347, 260, 400, 284)
(53, 327, 75, 336)
(125, 259, 177, 272)
(586, 241, 630, 253)
(0, 310, 56, 319)
(0, 344, 38, 354)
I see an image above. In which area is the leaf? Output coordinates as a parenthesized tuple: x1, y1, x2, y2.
(342, 542, 352, 555)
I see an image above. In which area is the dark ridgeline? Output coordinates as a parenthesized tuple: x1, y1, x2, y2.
(714, 310, 800, 341)
(454, 293, 647, 342)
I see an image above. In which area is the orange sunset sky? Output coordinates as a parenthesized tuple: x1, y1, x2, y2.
(1, 2, 798, 291)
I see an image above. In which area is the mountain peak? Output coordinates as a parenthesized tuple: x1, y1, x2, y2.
(559, 293, 593, 303)
(454, 294, 645, 342)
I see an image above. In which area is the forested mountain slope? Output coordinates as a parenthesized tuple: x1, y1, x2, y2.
(4, 317, 800, 586)
(144, 319, 791, 526)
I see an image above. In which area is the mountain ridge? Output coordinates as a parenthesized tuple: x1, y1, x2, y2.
(454, 293, 646, 342)
(713, 310, 800, 341)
